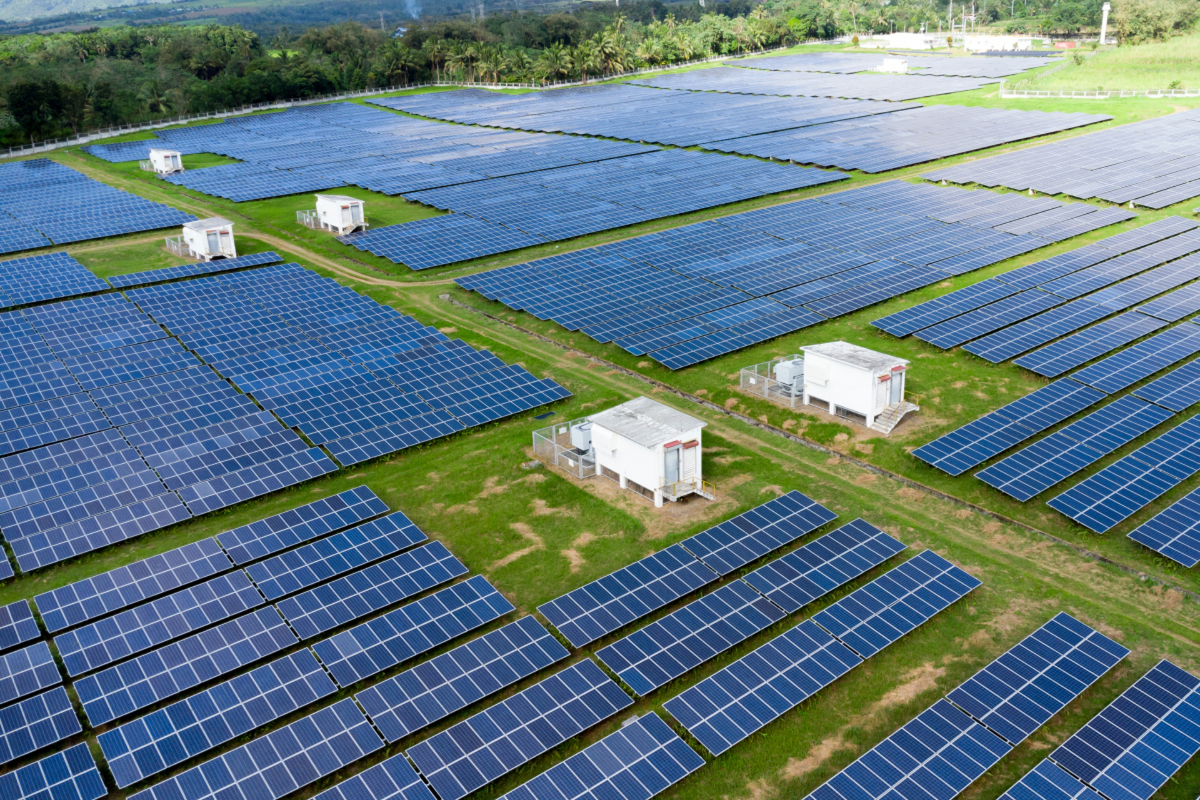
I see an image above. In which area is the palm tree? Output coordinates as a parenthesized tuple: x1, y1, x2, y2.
(635, 37, 664, 65)
(847, 0, 861, 33)
(140, 80, 172, 115)
(537, 42, 570, 84)
(571, 40, 601, 82)
(423, 38, 448, 81)
(446, 41, 466, 81)
(508, 49, 532, 82)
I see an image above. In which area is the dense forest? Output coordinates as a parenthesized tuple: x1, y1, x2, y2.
(0, 0, 1193, 147)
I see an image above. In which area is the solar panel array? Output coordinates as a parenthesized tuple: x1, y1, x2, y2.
(312, 754, 435, 800)
(0, 252, 108, 309)
(340, 149, 846, 270)
(733, 51, 1058, 78)
(630, 66, 995, 101)
(107, 250, 284, 290)
(0, 158, 195, 256)
(405, 659, 634, 800)
(926, 107, 1200, 209)
(496, 712, 705, 800)
(0, 642, 59, 707)
(997, 760, 1106, 800)
(1127, 486, 1200, 566)
(459, 181, 1127, 369)
(0, 687, 80, 764)
(0, 743, 106, 800)
(0, 601, 39, 652)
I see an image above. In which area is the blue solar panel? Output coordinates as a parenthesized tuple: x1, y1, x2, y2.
(1049, 660, 1200, 800)
(976, 397, 1175, 502)
(963, 300, 1111, 364)
(0, 743, 106, 800)
(913, 380, 1106, 476)
(537, 544, 717, 649)
(406, 659, 634, 800)
(871, 279, 1022, 338)
(0, 601, 39, 653)
(665, 619, 861, 756)
(1013, 313, 1167, 378)
(1070, 322, 1200, 393)
(1047, 415, 1200, 532)
(313, 574, 515, 686)
(246, 512, 426, 600)
(946, 613, 1128, 745)
(215, 485, 388, 564)
(1127, 486, 1200, 567)
(0, 687, 80, 765)
(107, 251, 285, 289)
(742, 519, 907, 612)
(177, 446, 338, 515)
(997, 760, 1105, 800)
(312, 754, 436, 800)
(100, 649, 337, 787)
(498, 712, 705, 800)
(56, 570, 264, 676)
(1132, 356, 1200, 411)
(680, 490, 836, 575)
(0, 642, 59, 708)
(75, 605, 298, 726)
(812, 550, 981, 659)
(915, 290, 1063, 350)
(128, 698, 384, 800)
(357, 616, 569, 742)
(803, 699, 1012, 800)
(34, 537, 232, 632)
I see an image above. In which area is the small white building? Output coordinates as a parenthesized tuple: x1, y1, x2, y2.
(168, 218, 237, 261)
(299, 195, 368, 235)
(141, 148, 185, 176)
(800, 342, 918, 434)
(533, 397, 712, 507)
(876, 57, 908, 73)
(963, 34, 1036, 51)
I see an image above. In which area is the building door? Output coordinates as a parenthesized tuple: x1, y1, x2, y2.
(219, 230, 232, 255)
(206, 231, 220, 253)
(890, 372, 903, 405)
(665, 447, 680, 484)
(341, 206, 352, 227)
(351, 204, 362, 224)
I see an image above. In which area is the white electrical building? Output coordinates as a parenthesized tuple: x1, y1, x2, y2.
(800, 342, 917, 434)
(174, 217, 237, 261)
(143, 149, 184, 176)
(305, 194, 368, 235)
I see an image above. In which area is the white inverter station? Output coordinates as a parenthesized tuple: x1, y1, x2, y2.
(299, 194, 368, 235)
(142, 148, 184, 176)
(800, 341, 918, 434)
(170, 217, 237, 261)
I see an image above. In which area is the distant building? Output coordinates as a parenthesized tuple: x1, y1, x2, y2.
(298, 194, 368, 235)
(167, 217, 237, 261)
(141, 149, 184, 176)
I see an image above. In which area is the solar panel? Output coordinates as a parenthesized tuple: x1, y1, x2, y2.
(913, 380, 1106, 476)
(34, 537, 233, 632)
(871, 279, 1021, 337)
(128, 698, 384, 800)
(962, 300, 1111, 364)
(75, 605, 297, 726)
(1047, 415, 1200, 533)
(0, 601, 38, 653)
(107, 251, 285, 289)
(679, 490, 836, 575)
(357, 615, 569, 742)
(1013, 313, 1167, 378)
(313, 574, 515, 687)
(1127, 486, 1200, 566)
(406, 659, 634, 800)
(1070, 323, 1200, 393)
(0, 687, 80, 765)
(1049, 660, 1200, 800)
(1132, 356, 1200, 411)
(946, 613, 1128, 745)
(741, 519, 907, 612)
(997, 760, 1105, 800)
(277, 542, 466, 639)
(0, 642, 58, 709)
(0, 559, 10, 581)
(216, 485, 389, 564)
(537, 543, 717, 649)
(803, 699, 1012, 800)
(313, 754, 436, 800)
(0, 743, 106, 800)
(812, 550, 981, 659)
(664, 619, 861, 756)
(976, 397, 1175, 502)
(498, 712, 704, 800)
(56, 570, 265, 676)
(100, 649, 337, 787)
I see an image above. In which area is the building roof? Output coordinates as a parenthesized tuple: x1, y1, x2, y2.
(588, 396, 706, 448)
(183, 217, 234, 232)
(316, 194, 363, 204)
(148, 148, 181, 157)
(801, 341, 909, 372)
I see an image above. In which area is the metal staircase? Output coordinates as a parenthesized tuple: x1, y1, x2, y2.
(871, 401, 920, 435)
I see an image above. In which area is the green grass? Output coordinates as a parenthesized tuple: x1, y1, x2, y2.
(1010, 32, 1200, 91)
(184, 153, 242, 169)
(72, 234, 279, 279)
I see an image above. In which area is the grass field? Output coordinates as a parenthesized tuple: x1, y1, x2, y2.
(1009, 31, 1200, 91)
(4, 53, 1200, 800)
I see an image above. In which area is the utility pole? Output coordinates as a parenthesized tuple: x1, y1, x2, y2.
(1099, 1, 1111, 44)
(379, 11, 385, 32)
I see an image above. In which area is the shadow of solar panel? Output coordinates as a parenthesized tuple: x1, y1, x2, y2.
(0, 601, 40, 654)
(0, 642, 59, 708)
(75, 605, 297, 726)
(538, 543, 718, 649)
(913, 379, 1105, 476)
(100, 649, 337, 787)
(664, 619, 861, 756)
(1013, 313, 1167, 378)
(742, 519, 907, 613)
(946, 613, 1128, 746)
(357, 616, 570, 742)
(1128, 487, 1200, 567)
(1131, 356, 1200, 411)
(596, 580, 785, 697)
(55, 569, 265, 676)
(1047, 415, 1200, 533)
(680, 490, 836, 576)
(998, 760, 1105, 800)
(406, 659, 634, 800)
(128, 699, 384, 800)
(0, 687, 80, 765)
(313, 575, 515, 687)
(1049, 660, 1200, 800)
(812, 550, 981, 659)
(107, 251, 284, 289)
(498, 712, 704, 800)
(803, 699, 1011, 800)
(278, 541, 467, 639)
(216, 485, 387, 564)
(0, 743, 106, 800)
(976, 397, 1175, 502)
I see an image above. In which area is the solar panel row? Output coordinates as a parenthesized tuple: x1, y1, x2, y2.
(0, 642, 59, 708)
(0, 743, 106, 800)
